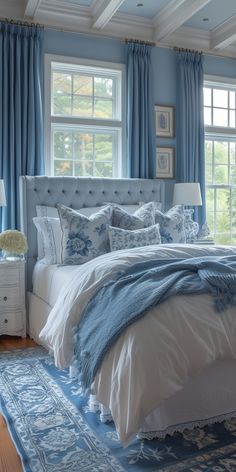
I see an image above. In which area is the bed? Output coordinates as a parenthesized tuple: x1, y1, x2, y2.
(20, 175, 236, 446)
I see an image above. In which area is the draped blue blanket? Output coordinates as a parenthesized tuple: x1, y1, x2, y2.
(74, 255, 236, 391)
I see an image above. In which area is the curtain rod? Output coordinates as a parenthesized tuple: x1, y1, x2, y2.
(125, 38, 156, 46)
(0, 17, 42, 28)
(174, 46, 201, 53)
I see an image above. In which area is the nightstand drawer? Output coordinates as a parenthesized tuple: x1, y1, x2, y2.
(0, 266, 20, 286)
(0, 312, 23, 334)
(0, 286, 20, 308)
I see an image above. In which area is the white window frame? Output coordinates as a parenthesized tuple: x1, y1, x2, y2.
(204, 75, 236, 243)
(44, 54, 126, 177)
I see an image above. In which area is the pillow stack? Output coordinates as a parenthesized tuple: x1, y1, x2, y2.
(33, 201, 189, 265)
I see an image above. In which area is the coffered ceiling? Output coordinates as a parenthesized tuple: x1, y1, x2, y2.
(2, 0, 236, 57)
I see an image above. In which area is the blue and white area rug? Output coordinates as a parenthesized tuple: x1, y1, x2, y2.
(1, 348, 236, 472)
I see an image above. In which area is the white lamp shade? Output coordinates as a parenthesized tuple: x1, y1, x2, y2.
(173, 183, 202, 206)
(0, 180, 6, 206)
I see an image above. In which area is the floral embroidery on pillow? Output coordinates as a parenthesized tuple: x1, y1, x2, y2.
(112, 202, 155, 230)
(57, 204, 113, 265)
(109, 224, 161, 251)
(155, 205, 186, 244)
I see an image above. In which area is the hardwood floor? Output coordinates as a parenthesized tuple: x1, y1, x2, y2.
(0, 336, 38, 472)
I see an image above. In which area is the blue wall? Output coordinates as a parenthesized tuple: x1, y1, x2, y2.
(44, 29, 236, 208)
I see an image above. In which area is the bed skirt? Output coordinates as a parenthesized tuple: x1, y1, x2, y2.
(89, 359, 236, 439)
(29, 291, 236, 440)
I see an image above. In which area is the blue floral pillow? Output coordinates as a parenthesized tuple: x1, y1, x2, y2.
(155, 205, 186, 244)
(57, 204, 113, 265)
(109, 224, 161, 252)
(112, 202, 155, 230)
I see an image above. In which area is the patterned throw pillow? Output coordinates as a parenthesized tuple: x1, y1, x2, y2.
(155, 205, 186, 244)
(112, 202, 155, 230)
(57, 204, 113, 265)
(108, 224, 161, 252)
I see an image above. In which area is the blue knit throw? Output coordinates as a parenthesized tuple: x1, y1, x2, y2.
(73, 255, 236, 391)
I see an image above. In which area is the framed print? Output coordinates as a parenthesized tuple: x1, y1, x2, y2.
(156, 147, 175, 179)
(155, 105, 175, 137)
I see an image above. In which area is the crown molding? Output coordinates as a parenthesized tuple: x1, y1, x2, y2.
(1, 0, 236, 59)
(161, 26, 236, 57)
(36, 1, 92, 29)
(210, 14, 236, 49)
(161, 26, 210, 49)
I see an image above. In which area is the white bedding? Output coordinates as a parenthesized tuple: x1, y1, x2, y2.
(32, 261, 79, 306)
(39, 244, 236, 445)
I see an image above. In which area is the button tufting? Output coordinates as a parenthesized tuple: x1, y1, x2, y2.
(62, 190, 65, 193)
(34, 188, 37, 192)
(140, 190, 142, 194)
(89, 190, 92, 194)
(47, 189, 50, 193)
(75, 190, 79, 194)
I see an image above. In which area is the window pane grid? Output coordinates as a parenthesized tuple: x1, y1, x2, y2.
(52, 71, 116, 120)
(52, 126, 115, 177)
(204, 131, 236, 243)
(48, 58, 123, 178)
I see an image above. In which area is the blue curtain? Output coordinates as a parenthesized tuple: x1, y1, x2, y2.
(176, 51, 206, 230)
(0, 22, 44, 231)
(126, 42, 155, 178)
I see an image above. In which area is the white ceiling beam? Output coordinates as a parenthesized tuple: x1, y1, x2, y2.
(154, 0, 212, 41)
(210, 15, 236, 49)
(92, 0, 125, 30)
(24, 0, 42, 19)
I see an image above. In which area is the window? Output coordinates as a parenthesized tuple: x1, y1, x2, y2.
(204, 77, 236, 244)
(45, 55, 125, 178)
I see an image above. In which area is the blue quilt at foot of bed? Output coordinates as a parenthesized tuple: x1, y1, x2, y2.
(73, 255, 236, 392)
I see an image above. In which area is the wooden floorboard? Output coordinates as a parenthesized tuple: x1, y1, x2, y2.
(0, 336, 38, 472)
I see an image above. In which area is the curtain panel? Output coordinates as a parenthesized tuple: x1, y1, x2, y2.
(176, 51, 206, 230)
(126, 42, 155, 178)
(0, 22, 44, 231)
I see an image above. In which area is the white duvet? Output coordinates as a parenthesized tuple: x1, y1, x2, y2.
(40, 244, 236, 445)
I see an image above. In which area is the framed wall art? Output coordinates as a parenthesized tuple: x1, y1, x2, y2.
(155, 105, 175, 137)
(156, 147, 175, 179)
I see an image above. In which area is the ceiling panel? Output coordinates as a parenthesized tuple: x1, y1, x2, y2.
(185, 0, 236, 31)
(118, 0, 167, 18)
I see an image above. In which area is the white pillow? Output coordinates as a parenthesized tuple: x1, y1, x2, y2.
(33, 217, 62, 264)
(109, 224, 161, 251)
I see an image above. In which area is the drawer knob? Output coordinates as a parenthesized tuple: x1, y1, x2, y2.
(4, 319, 8, 324)
(3, 296, 7, 301)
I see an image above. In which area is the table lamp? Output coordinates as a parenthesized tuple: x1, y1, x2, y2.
(173, 182, 202, 242)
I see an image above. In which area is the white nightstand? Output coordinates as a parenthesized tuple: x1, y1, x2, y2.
(0, 260, 26, 337)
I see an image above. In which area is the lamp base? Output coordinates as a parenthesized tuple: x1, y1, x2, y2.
(184, 209, 199, 243)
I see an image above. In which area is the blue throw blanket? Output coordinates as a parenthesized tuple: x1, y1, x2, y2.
(73, 255, 236, 391)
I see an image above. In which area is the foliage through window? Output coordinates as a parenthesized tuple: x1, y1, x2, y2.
(45, 56, 124, 177)
(204, 79, 236, 244)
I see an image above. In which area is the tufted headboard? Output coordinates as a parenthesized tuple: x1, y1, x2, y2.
(19, 176, 165, 290)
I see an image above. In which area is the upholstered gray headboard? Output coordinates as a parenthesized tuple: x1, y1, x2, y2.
(19, 176, 165, 291)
